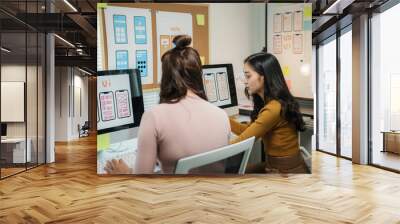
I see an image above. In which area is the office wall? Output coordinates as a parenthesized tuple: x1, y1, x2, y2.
(209, 3, 265, 106)
(55, 67, 89, 141)
(1, 65, 39, 138)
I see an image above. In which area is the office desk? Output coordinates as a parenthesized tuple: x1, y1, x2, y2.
(382, 131, 400, 154)
(1, 138, 32, 164)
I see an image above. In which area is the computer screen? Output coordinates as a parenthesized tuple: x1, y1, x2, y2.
(1, 123, 7, 137)
(97, 69, 144, 134)
(202, 64, 238, 114)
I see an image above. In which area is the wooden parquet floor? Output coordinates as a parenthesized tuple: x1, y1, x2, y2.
(1, 135, 400, 223)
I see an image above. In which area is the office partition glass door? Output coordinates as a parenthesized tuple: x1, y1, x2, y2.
(0, 0, 46, 179)
(370, 3, 400, 172)
(317, 35, 337, 155)
(339, 27, 352, 159)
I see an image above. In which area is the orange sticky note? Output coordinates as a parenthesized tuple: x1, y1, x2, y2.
(286, 79, 292, 90)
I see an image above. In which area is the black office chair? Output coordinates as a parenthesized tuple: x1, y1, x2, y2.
(78, 121, 90, 138)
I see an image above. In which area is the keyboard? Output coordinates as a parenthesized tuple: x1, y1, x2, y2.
(97, 138, 138, 174)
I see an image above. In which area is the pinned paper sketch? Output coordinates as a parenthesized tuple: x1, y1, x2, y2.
(293, 33, 303, 54)
(283, 12, 292, 32)
(294, 11, 303, 31)
(273, 13, 282, 33)
(156, 11, 193, 83)
(283, 34, 292, 50)
(203, 73, 218, 102)
(160, 35, 171, 57)
(115, 89, 131, 119)
(99, 91, 116, 121)
(216, 72, 230, 101)
(113, 15, 128, 44)
(273, 35, 282, 54)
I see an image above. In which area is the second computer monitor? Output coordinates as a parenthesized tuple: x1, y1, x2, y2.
(202, 64, 238, 115)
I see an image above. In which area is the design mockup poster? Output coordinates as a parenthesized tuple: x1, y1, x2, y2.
(104, 6, 154, 85)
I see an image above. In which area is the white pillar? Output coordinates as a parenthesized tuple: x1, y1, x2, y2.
(352, 14, 369, 164)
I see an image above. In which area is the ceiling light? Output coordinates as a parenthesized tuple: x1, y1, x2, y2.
(1, 47, 11, 53)
(63, 0, 78, 12)
(323, 0, 354, 15)
(78, 67, 93, 76)
(54, 34, 75, 48)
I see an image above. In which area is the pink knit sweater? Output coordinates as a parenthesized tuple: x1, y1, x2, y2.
(135, 91, 230, 174)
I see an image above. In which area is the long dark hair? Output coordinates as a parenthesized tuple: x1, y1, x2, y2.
(244, 50, 305, 132)
(159, 35, 207, 104)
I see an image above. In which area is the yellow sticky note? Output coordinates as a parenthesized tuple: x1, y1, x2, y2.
(97, 134, 110, 151)
(196, 14, 205, 26)
(200, 56, 205, 65)
(282, 66, 290, 76)
(304, 5, 312, 19)
(97, 3, 107, 9)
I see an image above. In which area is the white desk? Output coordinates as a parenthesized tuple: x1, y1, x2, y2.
(1, 138, 31, 163)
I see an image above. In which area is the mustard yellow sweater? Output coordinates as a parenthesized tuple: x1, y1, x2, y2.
(230, 100, 299, 157)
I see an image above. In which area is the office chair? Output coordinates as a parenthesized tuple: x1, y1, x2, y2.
(79, 121, 90, 138)
(174, 137, 255, 174)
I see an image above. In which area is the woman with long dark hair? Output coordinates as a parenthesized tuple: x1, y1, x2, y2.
(105, 35, 230, 174)
(230, 50, 308, 173)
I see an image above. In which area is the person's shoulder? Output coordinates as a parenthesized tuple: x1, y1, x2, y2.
(261, 99, 282, 113)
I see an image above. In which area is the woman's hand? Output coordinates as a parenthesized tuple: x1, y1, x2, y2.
(104, 159, 132, 174)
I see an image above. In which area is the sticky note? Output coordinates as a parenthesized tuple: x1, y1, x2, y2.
(97, 3, 107, 9)
(304, 5, 312, 20)
(200, 56, 205, 65)
(196, 14, 205, 26)
(97, 134, 110, 151)
(286, 79, 292, 90)
(282, 66, 290, 76)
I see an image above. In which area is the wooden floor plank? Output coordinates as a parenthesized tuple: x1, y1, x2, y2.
(0, 135, 399, 223)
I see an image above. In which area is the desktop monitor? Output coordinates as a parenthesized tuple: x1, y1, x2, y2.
(1, 123, 7, 137)
(202, 64, 238, 116)
(97, 69, 145, 134)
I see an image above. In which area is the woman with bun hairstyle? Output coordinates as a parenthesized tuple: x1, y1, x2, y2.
(230, 49, 308, 173)
(105, 35, 230, 174)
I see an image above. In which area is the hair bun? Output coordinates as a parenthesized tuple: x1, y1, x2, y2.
(173, 35, 192, 49)
(261, 47, 267, 53)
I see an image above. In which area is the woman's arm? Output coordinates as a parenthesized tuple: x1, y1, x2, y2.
(135, 111, 158, 174)
(230, 100, 281, 144)
(229, 117, 250, 135)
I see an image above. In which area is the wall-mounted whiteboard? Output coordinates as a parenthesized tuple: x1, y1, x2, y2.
(267, 3, 313, 99)
(1, 82, 25, 122)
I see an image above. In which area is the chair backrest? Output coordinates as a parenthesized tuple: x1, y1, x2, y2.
(174, 137, 255, 174)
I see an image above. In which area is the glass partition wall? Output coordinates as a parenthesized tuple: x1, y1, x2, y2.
(0, 1, 46, 179)
(370, 3, 400, 172)
(316, 25, 353, 159)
